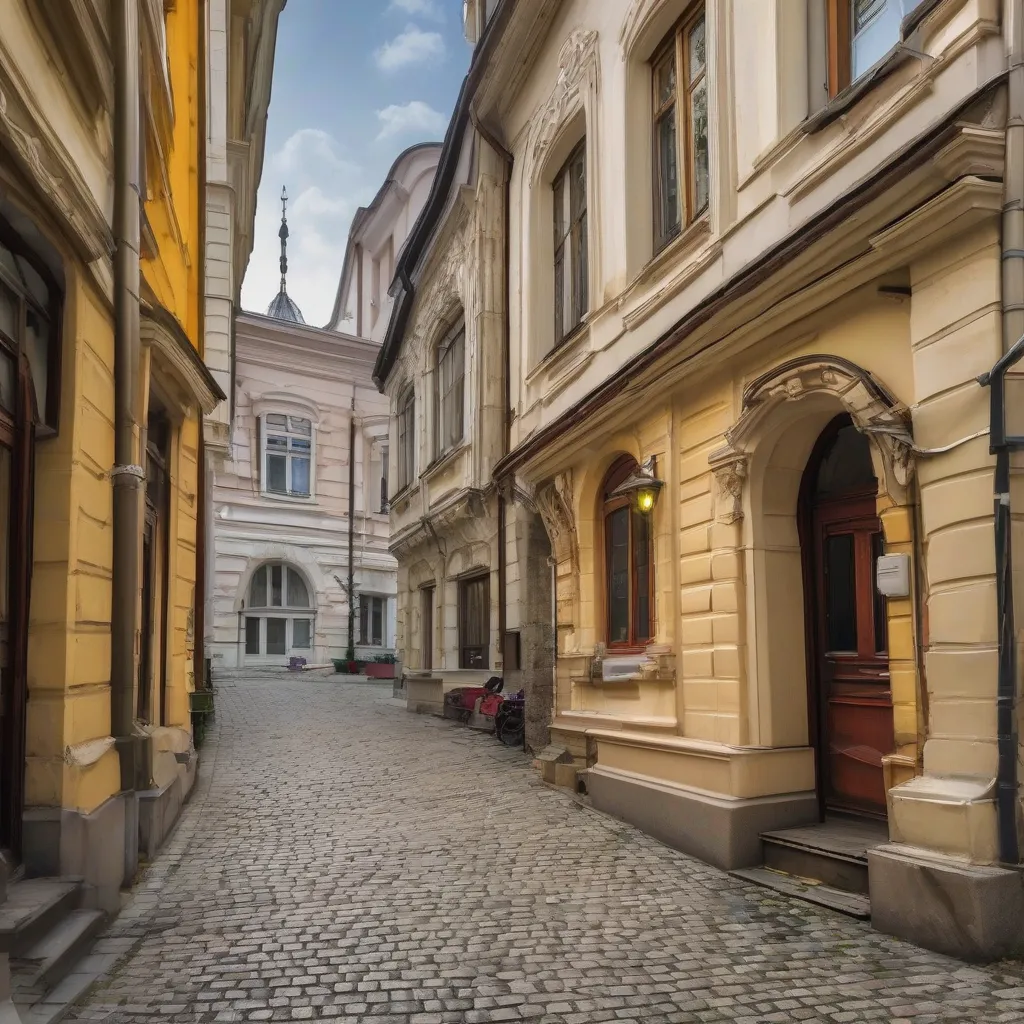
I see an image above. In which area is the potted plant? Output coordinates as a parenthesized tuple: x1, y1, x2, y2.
(365, 654, 397, 679)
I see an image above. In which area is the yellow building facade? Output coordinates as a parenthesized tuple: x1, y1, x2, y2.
(0, 0, 230, 912)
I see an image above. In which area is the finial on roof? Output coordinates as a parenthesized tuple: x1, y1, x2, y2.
(266, 184, 305, 324)
(278, 185, 290, 293)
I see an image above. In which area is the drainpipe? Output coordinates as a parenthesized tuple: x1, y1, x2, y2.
(111, 0, 143, 811)
(346, 398, 357, 661)
(470, 107, 513, 679)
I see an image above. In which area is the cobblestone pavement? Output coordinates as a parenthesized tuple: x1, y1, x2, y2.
(67, 678, 1024, 1024)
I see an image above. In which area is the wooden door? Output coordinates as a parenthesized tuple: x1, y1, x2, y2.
(805, 417, 893, 819)
(0, 355, 35, 861)
(421, 587, 434, 671)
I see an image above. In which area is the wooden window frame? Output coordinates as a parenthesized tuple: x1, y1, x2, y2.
(435, 321, 465, 457)
(827, 0, 921, 98)
(553, 141, 588, 347)
(396, 386, 415, 491)
(601, 456, 655, 652)
(651, 4, 709, 252)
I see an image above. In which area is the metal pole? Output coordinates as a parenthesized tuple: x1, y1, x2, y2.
(347, 400, 356, 661)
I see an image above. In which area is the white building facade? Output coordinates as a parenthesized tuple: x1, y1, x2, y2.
(209, 310, 395, 669)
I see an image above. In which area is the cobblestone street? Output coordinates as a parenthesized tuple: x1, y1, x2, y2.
(66, 678, 1024, 1023)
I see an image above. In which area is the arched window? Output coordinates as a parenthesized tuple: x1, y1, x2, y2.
(397, 385, 415, 490)
(243, 562, 313, 660)
(602, 456, 654, 649)
(435, 320, 464, 457)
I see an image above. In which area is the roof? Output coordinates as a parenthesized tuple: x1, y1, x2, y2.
(372, 0, 517, 389)
(266, 288, 305, 324)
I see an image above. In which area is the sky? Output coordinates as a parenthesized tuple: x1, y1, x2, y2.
(239, 0, 472, 327)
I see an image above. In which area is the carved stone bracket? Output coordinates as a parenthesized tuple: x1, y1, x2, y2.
(709, 452, 747, 525)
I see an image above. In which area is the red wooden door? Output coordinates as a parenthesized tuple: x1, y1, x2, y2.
(813, 493, 893, 817)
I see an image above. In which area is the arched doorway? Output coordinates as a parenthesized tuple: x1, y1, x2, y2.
(242, 562, 314, 663)
(800, 415, 893, 819)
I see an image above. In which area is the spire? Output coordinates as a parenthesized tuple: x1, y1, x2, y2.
(266, 184, 305, 324)
(278, 185, 289, 293)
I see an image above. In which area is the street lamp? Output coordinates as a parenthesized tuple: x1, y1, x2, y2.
(611, 455, 664, 515)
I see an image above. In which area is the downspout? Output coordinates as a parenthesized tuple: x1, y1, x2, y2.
(470, 107, 513, 678)
(346, 397, 357, 661)
(195, 0, 208, 694)
(111, 0, 143, 799)
(997, 0, 1024, 865)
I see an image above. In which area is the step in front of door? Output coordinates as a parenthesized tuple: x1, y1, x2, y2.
(761, 830, 870, 895)
(731, 866, 871, 919)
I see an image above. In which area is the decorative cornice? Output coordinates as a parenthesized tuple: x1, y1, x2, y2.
(526, 29, 600, 187)
(0, 53, 112, 262)
(619, 0, 669, 59)
(141, 303, 226, 416)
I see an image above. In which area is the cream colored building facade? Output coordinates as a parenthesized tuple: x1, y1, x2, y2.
(379, 0, 1024, 960)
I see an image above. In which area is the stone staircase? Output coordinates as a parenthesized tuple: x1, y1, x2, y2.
(2, 878, 106, 1024)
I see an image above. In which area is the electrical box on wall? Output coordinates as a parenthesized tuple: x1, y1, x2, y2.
(876, 553, 911, 598)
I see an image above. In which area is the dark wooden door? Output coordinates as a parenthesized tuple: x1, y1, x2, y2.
(0, 355, 35, 861)
(421, 587, 433, 671)
(459, 574, 489, 669)
(813, 493, 893, 817)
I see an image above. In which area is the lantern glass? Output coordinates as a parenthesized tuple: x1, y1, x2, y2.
(637, 487, 656, 514)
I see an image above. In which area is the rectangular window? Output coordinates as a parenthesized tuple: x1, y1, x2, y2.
(292, 618, 312, 650)
(263, 414, 313, 498)
(652, 6, 708, 251)
(359, 596, 386, 647)
(827, 0, 924, 97)
(245, 616, 260, 655)
(436, 323, 465, 456)
(397, 389, 415, 490)
(459, 574, 490, 669)
(553, 142, 588, 346)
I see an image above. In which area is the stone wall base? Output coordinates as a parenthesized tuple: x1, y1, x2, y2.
(587, 764, 818, 870)
(138, 753, 198, 861)
(868, 843, 1024, 962)
(22, 794, 127, 914)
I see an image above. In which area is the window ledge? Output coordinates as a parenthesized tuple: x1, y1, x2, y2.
(422, 441, 468, 482)
(389, 481, 419, 510)
(803, 44, 922, 136)
(260, 490, 317, 506)
(633, 215, 711, 294)
(526, 321, 591, 387)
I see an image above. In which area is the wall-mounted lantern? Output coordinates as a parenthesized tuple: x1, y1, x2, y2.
(611, 455, 664, 515)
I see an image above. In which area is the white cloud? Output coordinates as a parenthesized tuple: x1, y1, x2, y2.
(241, 130, 374, 326)
(374, 24, 445, 72)
(376, 101, 447, 141)
(389, 0, 443, 19)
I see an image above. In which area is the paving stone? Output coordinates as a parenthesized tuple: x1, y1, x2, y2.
(53, 678, 1024, 1024)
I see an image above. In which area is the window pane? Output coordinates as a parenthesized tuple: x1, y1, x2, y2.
(450, 373, 463, 447)
(372, 598, 383, 646)
(656, 108, 680, 242)
(571, 150, 586, 218)
(245, 617, 261, 655)
(266, 413, 287, 428)
(249, 565, 267, 608)
(266, 435, 287, 450)
(688, 15, 706, 79)
(291, 457, 310, 496)
(633, 511, 651, 641)
(290, 438, 311, 453)
(266, 617, 287, 655)
(825, 533, 858, 652)
(24, 309, 49, 421)
(16, 256, 49, 309)
(554, 173, 566, 241)
(655, 50, 676, 107)
(0, 350, 13, 414)
(554, 247, 565, 343)
(575, 211, 588, 324)
(0, 285, 16, 341)
(607, 507, 630, 645)
(690, 78, 709, 215)
(270, 564, 283, 607)
(360, 599, 369, 644)
(267, 453, 287, 493)
(852, 0, 900, 79)
(287, 568, 309, 608)
(292, 618, 311, 649)
(290, 416, 311, 435)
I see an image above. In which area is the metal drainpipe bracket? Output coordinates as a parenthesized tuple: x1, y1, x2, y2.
(109, 464, 145, 481)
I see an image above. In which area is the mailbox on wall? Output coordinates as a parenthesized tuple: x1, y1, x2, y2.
(876, 553, 911, 599)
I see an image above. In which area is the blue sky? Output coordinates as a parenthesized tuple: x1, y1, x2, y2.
(239, 0, 471, 326)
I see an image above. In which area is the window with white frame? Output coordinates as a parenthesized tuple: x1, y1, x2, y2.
(262, 413, 313, 498)
(379, 443, 389, 512)
(435, 321, 465, 457)
(359, 595, 387, 647)
(243, 563, 313, 660)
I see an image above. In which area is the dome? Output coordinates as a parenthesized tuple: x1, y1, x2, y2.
(266, 288, 305, 324)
